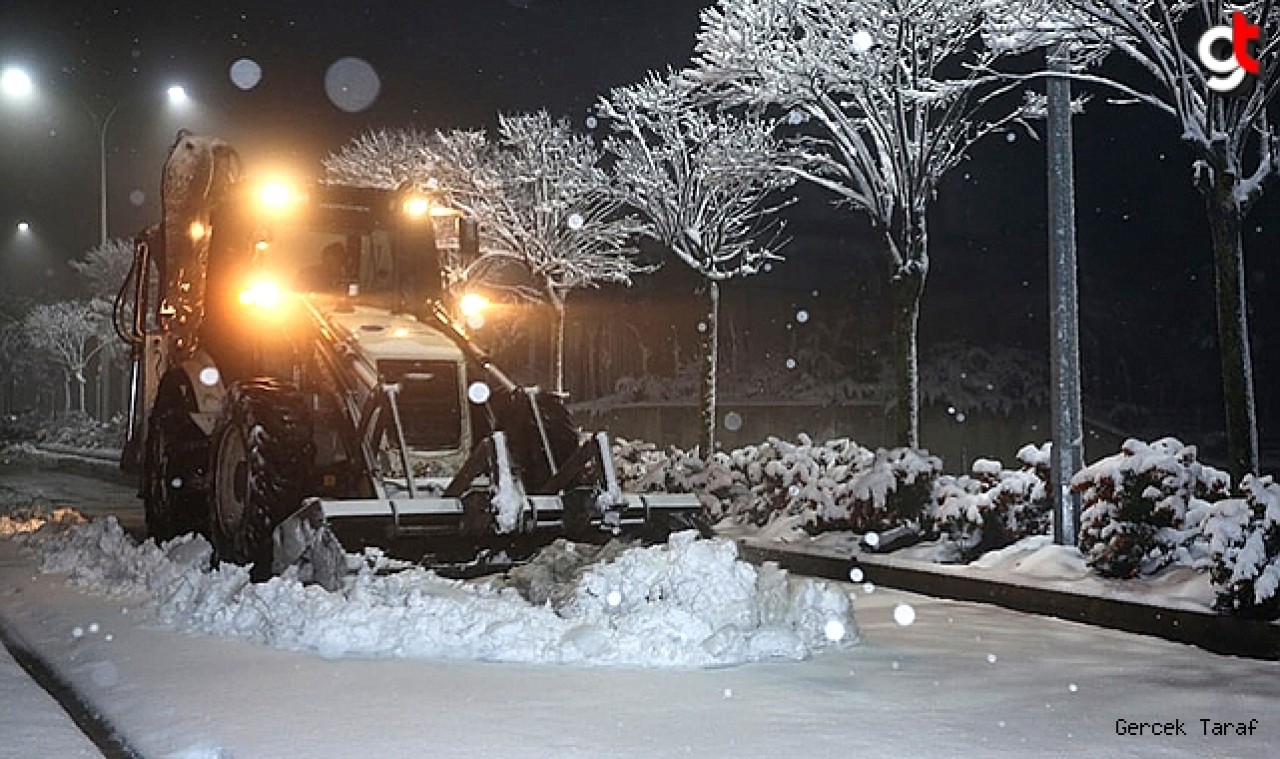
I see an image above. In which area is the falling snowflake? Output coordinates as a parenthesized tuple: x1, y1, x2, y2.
(467, 381, 492, 404)
(893, 603, 916, 626)
(848, 567, 864, 582)
(824, 620, 847, 641)
(723, 411, 743, 431)
(795, 309, 809, 324)
(567, 213, 585, 230)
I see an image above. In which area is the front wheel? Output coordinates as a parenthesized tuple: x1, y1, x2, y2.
(209, 379, 315, 582)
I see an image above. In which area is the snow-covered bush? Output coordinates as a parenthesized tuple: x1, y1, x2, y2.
(930, 443, 1051, 562)
(613, 435, 939, 532)
(809, 446, 943, 534)
(1073, 438, 1229, 579)
(919, 345, 1048, 416)
(613, 438, 748, 517)
(1202, 474, 1280, 619)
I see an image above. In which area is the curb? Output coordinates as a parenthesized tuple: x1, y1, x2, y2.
(736, 539, 1280, 661)
(29, 445, 133, 486)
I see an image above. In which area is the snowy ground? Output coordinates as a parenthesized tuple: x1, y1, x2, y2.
(1, 505, 1277, 757)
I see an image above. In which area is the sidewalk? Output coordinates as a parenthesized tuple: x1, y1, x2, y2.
(736, 537, 1280, 661)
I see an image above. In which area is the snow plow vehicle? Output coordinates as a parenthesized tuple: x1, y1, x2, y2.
(117, 131, 703, 587)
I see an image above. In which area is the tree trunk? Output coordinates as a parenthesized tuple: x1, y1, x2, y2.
(1205, 192, 1259, 480)
(699, 280, 721, 456)
(885, 210, 928, 449)
(550, 289, 567, 395)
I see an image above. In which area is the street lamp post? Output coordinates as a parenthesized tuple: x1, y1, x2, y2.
(3, 67, 189, 246)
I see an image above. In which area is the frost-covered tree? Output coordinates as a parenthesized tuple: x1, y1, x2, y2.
(1052, 1, 1279, 482)
(21, 300, 113, 414)
(70, 238, 135, 418)
(431, 112, 646, 394)
(598, 71, 796, 454)
(326, 116, 645, 395)
(323, 128, 439, 190)
(692, 0, 1028, 448)
(987, 1, 1278, 480)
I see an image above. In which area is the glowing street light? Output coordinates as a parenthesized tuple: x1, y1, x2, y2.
(1, 68, 193, 244)
(1, 67, 33, 98)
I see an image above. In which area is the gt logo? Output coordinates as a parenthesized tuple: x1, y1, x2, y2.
(1197, 13, 1262, 94)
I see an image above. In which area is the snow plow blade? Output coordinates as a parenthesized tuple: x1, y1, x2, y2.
(271, 490, 705, 570)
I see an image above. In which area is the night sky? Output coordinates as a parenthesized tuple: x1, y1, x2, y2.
(2, 0, 1277, 452)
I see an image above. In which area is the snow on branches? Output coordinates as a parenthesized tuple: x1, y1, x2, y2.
(692, 0, 1026, 261)
(599, 71, 795, 281)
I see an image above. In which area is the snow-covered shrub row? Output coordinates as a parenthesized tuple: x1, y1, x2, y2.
(1202, 475, 1280, 619)
(1072, 437, 1229, 579)
(613, 435, 942, 532)
(929, 443, 1051, 562)
(919, 345, 1048, 416)
(8, 512, 856, 666)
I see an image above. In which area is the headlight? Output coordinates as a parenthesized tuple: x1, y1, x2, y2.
(459, 292, 489, 319)
(257, 180, 298, 213)
(238, 277, 285, 309)
(401, 195, 431, 218)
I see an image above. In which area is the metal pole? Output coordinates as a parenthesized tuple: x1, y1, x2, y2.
(96, 103, 119, 246)
(1046, 43, 1083, 545)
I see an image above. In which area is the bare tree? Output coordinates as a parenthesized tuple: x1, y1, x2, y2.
(431, 112, 647, 394)
(323, 128, 439, 190)
(22, 300, 113, 414)
(1056, 1, 1277, 481)
(987, 1, 1277, 479)
(598, 71, 796, 453)
(692, 0, 1029, 447)
(70, 238, 136, 418)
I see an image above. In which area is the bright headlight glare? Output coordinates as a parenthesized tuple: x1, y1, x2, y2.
(459, 292, 489, 319)
(258, 181, 296, 212)
(238, 277, 285, 309)
(402, 196, 431, 218)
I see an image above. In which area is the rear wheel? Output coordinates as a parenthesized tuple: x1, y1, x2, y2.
(209, 379, 315, 582)
(144, 372, 210, 542)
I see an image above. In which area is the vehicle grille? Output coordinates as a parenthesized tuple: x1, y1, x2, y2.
(377, 359, 462, 450)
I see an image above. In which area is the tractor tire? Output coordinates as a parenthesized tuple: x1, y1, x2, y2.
(209, 379, 315, 582)
(143, 372, 210, 542)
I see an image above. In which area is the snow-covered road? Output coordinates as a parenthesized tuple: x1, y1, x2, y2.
(1, 463, 1276, 758)
(1, 531, 1275, 759)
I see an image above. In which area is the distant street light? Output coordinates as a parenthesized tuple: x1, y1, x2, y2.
(1, 66, 191, 244)
(1, 67, 33, 98)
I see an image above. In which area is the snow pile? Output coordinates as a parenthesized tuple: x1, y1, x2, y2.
(1073, 437, 1229, 579)
(1202, 474, 1280, 618)
(8, 515, 856, 667)
(929, 443, 1051, 561)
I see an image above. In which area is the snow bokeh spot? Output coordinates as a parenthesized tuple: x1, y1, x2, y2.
(795, 309, 809, 324)
(723, 411, 743, 432)
(864, 531, 880, 548)
(893, 603, 915, 626)
(567, 212, 585, 230)
(585, 115, 598, 129)
(987, 653, 998, 664)
(467, 381, 491, 404)
(785, 358, 796, 370)
(851, 30, 873, 53)
(848, 567, 864, 582)
(823, 619, 847, 641)
(198, 367, 220, 387)
(129, 189, 146, 207)
(325, 57, 381, 113)
(229, 58, 262, 90)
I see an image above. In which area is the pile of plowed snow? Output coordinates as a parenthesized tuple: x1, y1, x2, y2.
(3, 511, 856, 667)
